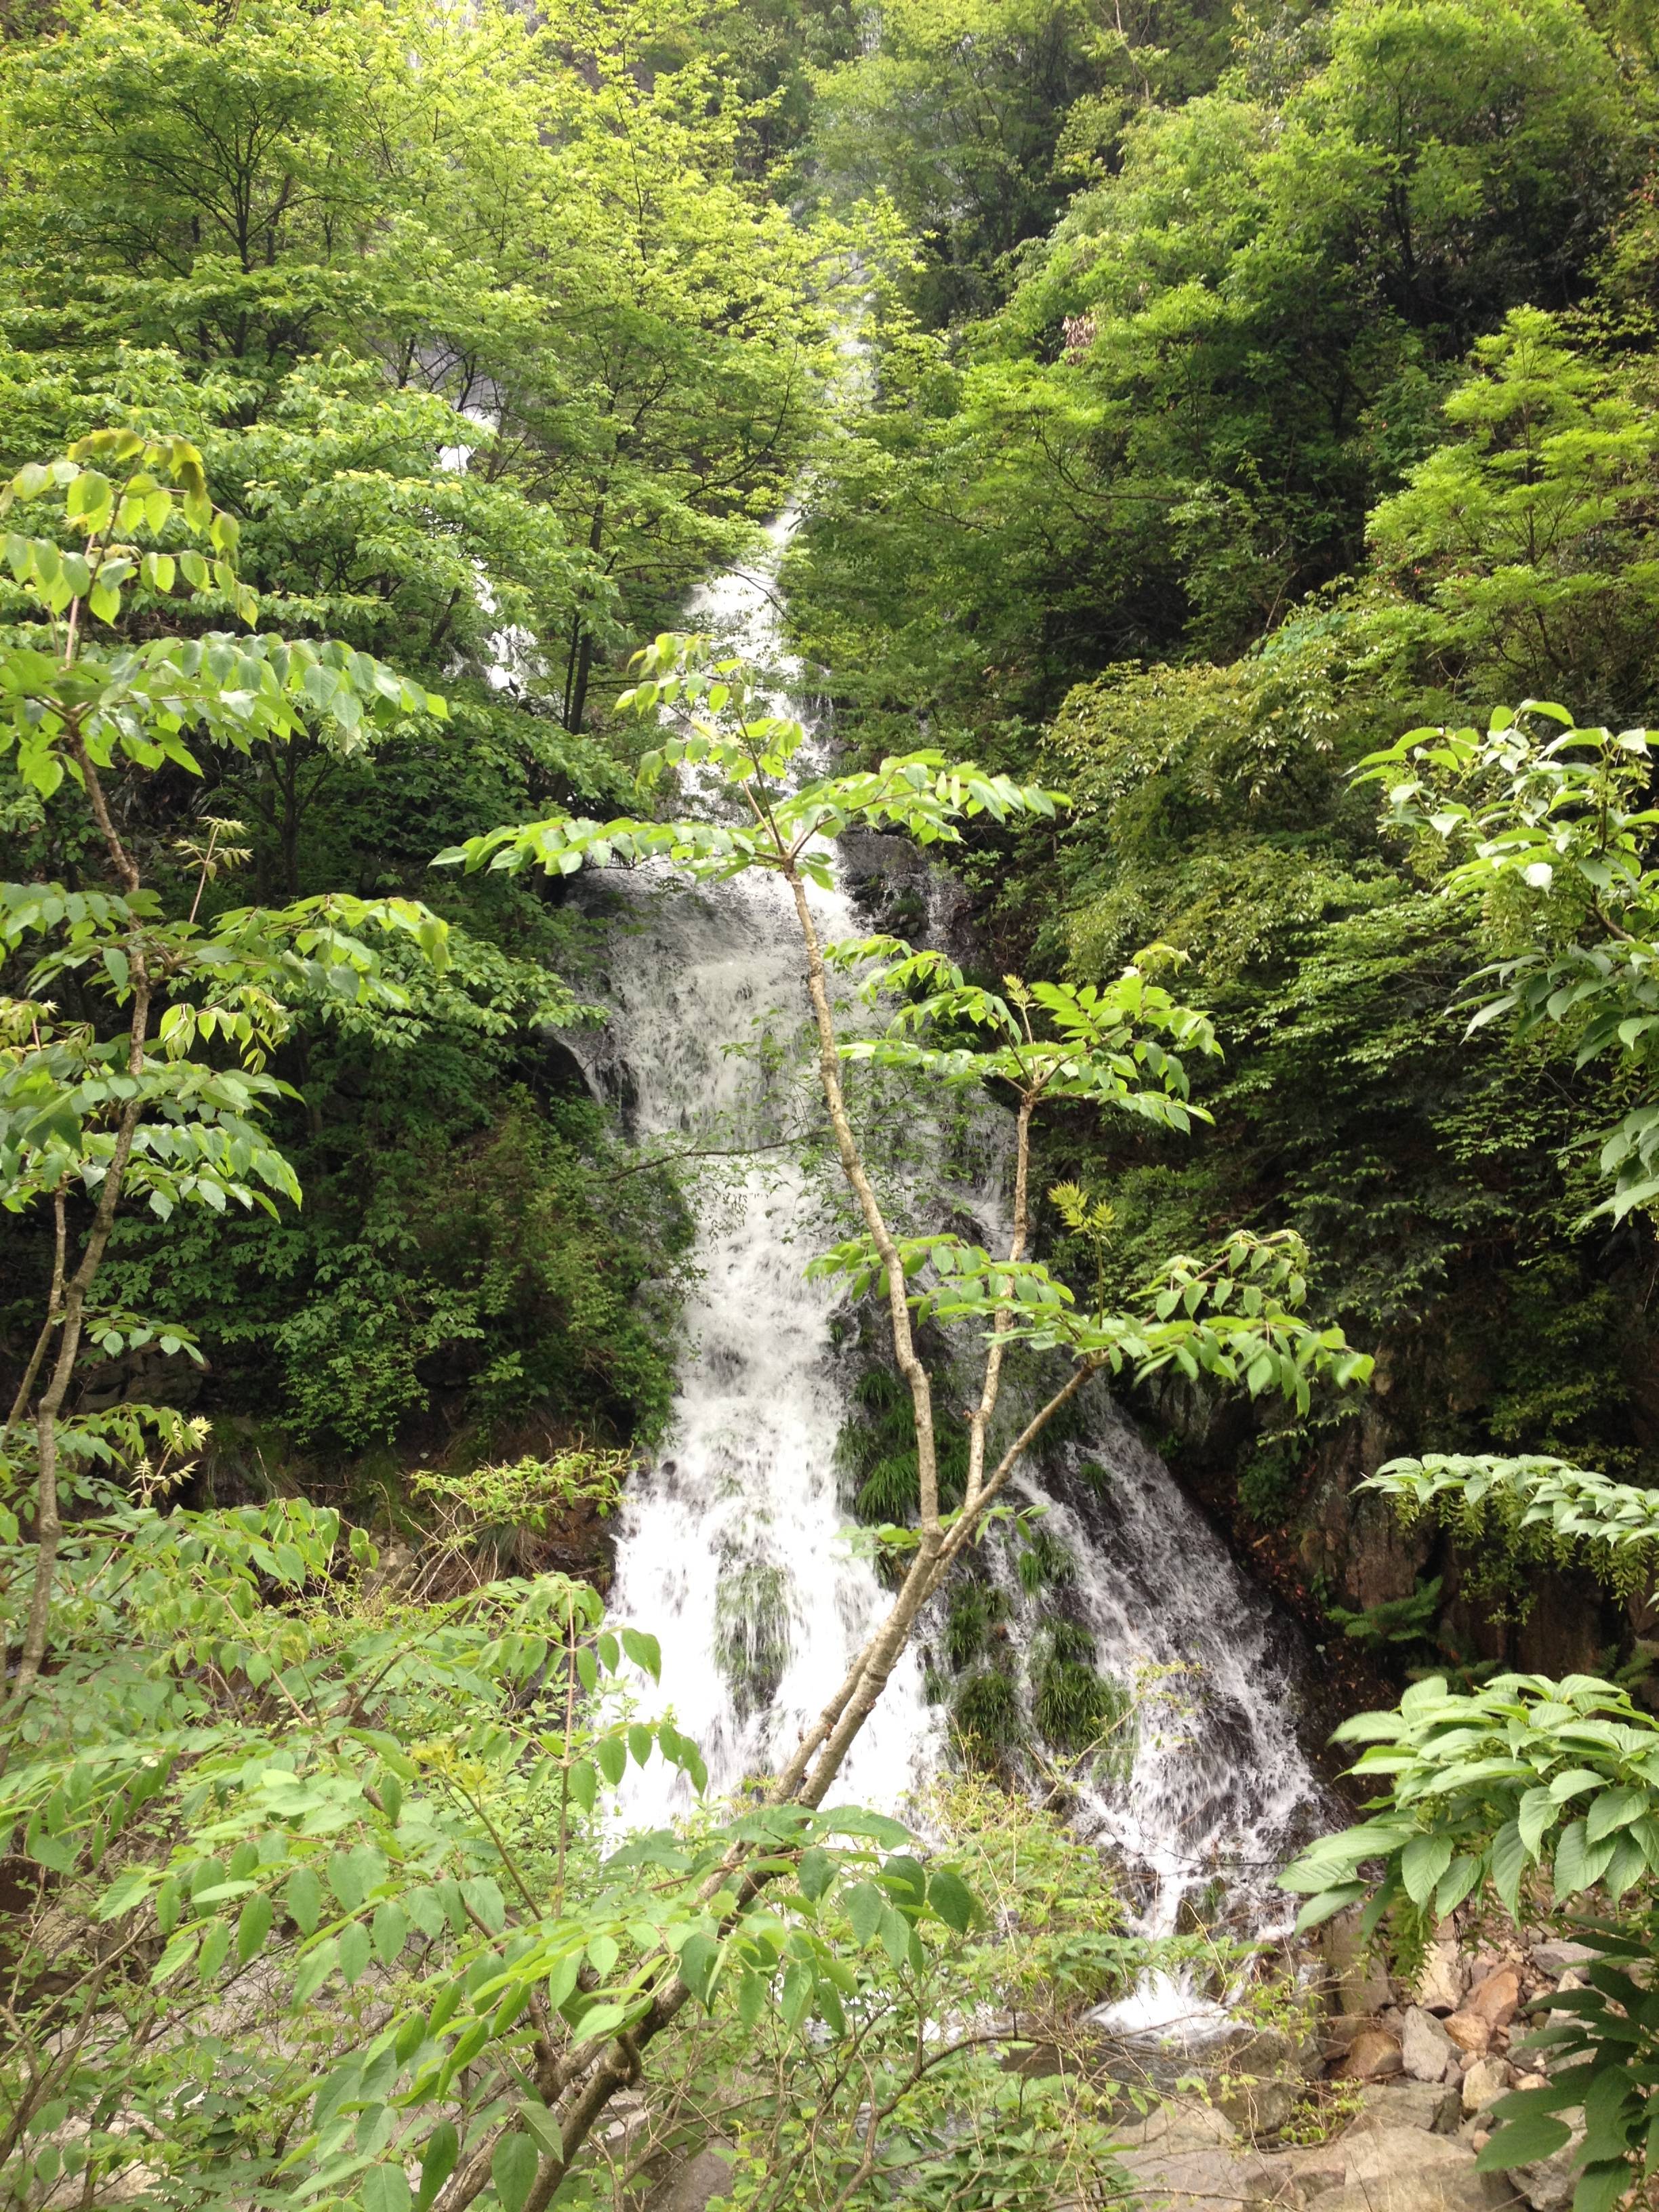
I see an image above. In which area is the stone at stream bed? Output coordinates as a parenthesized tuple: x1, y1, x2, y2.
(1347, 2081, 1464, 2135)
(1402, 2008, 1458, 2083)
(1443, 2011, 1492, 2058)
(1462, 2057, 1513, 2117)
(1507, 2112, 1584, 2212)
(645, 2146, 735, 2212)
(1216, 2076, 1300, 2137)
(1467, 1972, 1521, 2030)
(1529, 1943, 1595, 1978)
(1246, 2121, 1519, 2212)
(1338, 2027, 1404, 2080)
(1416, 1944, 1470, 2016)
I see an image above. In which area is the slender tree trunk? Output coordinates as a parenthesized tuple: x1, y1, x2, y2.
(12, 733, 151, 1705)
(504, 861, 1101, 2212)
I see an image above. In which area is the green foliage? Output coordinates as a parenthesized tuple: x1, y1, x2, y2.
(1031, 1619, 1124, 1756)
(1362, 702, 1659, 1220)
(1327, 1576, 1444, 1651)
(1281, 1667, 1659, 1936)
(952, 1670, 1022, 1759)
(836, 1362, 970, 1523)
(789, 0, 1641, 737)
(943, 1576, 1008, 1669)
(1366, 1454, 1659, 1601)
(0, 1486, 1029, 2209)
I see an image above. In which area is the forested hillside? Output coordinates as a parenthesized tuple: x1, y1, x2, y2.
(5, 0, 1659, 2207)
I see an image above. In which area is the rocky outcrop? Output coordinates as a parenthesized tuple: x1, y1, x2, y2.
(1116, 2083, 1521, 2212)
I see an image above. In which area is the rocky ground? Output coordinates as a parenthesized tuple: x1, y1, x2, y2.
(1113, 1925, 1591, 2212)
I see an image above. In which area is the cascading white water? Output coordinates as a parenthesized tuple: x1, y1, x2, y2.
(575, 525, 1328, 1983)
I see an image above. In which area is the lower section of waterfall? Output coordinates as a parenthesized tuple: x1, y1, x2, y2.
(576, 862, 1328, 2045)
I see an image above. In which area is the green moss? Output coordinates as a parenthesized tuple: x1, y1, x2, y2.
(952, 1671, 1020, 1762)
(944, 1578, 1008, 1669)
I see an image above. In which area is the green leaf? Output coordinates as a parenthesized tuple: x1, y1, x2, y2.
(460, 1877, 504, 1934)
(237, 1892, 274, 1964)
(151, 1929, 200, 1984)
(844, 1880, 884, 1945)
(926, 1867, 975, 1933)
(586, 1933, 619, 1978)
(797, 1847, 834, 1902)
(1480, 2116, 1573, 2169)
(371, 1904, 408, 1967)
(287, 1866, 324, 1935)
(1435, 1852, 1481, 1918)
(1491, 1821, 1528, 1913)
(595, 1734, 627, 1788)
(415, 2124, 459, 2212)
(1401, 1831, 1454, 1907)
(362, 2166, 412, 2212)
(1519, 1787, 1559, 1858)
(620, 1627, 661, 1681)
(339, 1923, 372, 1986)
(1585, 1786, 1648, 1843)
(491, 2135, 538, 2212)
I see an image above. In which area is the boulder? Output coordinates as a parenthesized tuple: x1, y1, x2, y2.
(1416, 1944, 1469, 2016)
(1462, 2057, 1512, 2116)
(1326, 1914, 1394, 2017)
(1339, 2028, 1404, 2081)
(1297, 2126, 1519, 2212)
(1126, 2103, 1240, 2154)
(1507, 2110, 1584, 2212)
(1119, 2103, 1265, 2212)
(648, 2146, 736, 2212)
(1443, 2012, 1492, 2058)
(1346, 2081, 1464, 2135)
(1467, 1971, 1521, 2030)
(1402, 2009, 1458, 2084)
(1246, 2150, 1348, 2209)
(1217, 2076, 1300, 2139)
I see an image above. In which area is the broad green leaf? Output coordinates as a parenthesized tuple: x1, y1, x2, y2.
(1401, 1831, 1454, 1907)
(491, 2135, 538, 2212)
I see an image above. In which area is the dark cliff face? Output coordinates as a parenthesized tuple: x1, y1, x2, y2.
(1149, 1315, 1659, 1759)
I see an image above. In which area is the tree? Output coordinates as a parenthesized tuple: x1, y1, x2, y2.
(789, 0, 1643, 738)
(1359, 701, 1659, 1222)
(0, 426, 449, 1695)
(1365, 310, 1659, 720)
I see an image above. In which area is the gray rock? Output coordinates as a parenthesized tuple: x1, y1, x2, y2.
(1326, 1912, 1393, 2017)
(1218, 2027, 1296, 2076)
(1245, 2151, 1347, 2208)
(1128, 2102, 1239, 2153)
(1296, 2128, 1521, 2212)
(1529, 1943, 1595, 1977)
(1402, 2008, 1458, 2084)
(1216, 2077, 1299, 2139)
(1347, 2081, 1463, 2136)
(1462, 2057, 1513, 2116)
(1417, 1944, 1470, 2016)
(1303, 2177, 1517, 2212)
(1507, 2111, 1584, 2212)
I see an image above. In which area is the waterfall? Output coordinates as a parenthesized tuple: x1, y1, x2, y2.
(573, 525, 1329, 2003)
